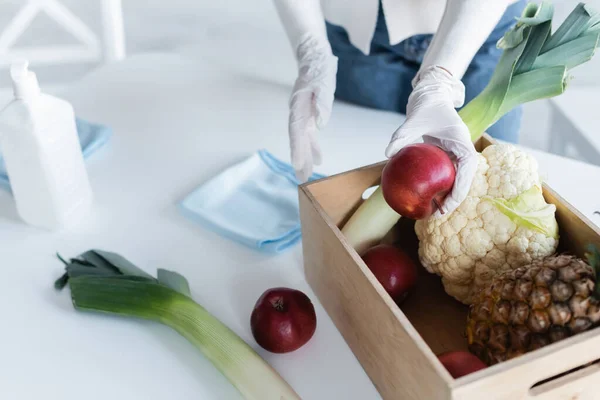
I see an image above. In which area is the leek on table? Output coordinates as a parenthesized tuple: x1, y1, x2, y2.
(341, 1, 600, 254)
(54, 250, 300, 400)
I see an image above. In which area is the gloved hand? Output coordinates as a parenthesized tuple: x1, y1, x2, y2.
(288, 35, 337, 182)
(385, 66, 478, 217)
(272, 0, 338, 182)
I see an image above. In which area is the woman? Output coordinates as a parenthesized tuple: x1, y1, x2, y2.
(274, 0, 526, 216)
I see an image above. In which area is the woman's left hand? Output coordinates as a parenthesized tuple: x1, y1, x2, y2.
(386, 66, 478, 217)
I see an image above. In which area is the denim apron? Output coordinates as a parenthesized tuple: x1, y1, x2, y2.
(325, 0, 527, 143)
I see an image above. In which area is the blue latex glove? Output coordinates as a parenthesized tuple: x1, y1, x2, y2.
(179, 149, 325, 253)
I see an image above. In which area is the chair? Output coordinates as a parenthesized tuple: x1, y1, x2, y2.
(0, 0, 125, 67)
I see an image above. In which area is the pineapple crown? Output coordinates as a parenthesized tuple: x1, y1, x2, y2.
(585, 244, 600, 297)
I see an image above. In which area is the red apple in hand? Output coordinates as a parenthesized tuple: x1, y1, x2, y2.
(250, 287, 317, 353)
(438, 351, 487, 378)
(381, 143, 456, 219)
(362, 244, 417, 304)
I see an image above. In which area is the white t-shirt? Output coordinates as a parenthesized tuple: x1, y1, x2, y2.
(321, 0, 518, 55)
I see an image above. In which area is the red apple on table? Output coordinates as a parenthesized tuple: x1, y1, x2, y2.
(381, 143, 456, 219)
(438, 351, 487, 378)
(250, 287, 317, 353)
(362, 244, 418, 304)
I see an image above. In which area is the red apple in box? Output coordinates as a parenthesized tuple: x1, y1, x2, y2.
(250, 287, 317, 353)
(438, 351, 487, 378)
(381, 143, 456, 219)
(362, 244, 417, 304)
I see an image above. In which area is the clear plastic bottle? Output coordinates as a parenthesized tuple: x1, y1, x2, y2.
(0, 61, 93, 230)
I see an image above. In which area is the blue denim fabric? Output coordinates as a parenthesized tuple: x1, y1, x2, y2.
(326, 0, 527, 143)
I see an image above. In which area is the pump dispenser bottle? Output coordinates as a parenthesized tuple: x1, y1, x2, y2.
(0, 61, 93, 230)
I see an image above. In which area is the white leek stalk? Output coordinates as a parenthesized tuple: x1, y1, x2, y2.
(341, 1, 599, 253)
(54, 250, 300, 400)
(341, 187, 400, 255)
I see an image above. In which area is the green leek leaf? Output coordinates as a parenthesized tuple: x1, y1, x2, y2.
(460, 3, 537, 138)
(583, 5, 600, 31)
(497, 24, 528, 50)
(498, 66, 567, 116)
(516, 2, 554, 25)
(460, 1, 600, 141)
(157, 269, 191, 297)
(533, 32, 600, 70)
(54, 251, 157, 289)
(515, 20, 552, 73)
(78, 250, 120, 273)
(497, 3, 543, 49)
(62, 265, 119, 279)
(91, 249, 154, 279)
(541, 3, 595, 52)
(483, 186, 559, 239)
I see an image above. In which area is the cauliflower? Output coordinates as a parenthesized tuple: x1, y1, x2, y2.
(414, 143, 559, 304)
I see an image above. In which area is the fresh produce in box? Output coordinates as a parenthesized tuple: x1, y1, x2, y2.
(342, 1, 600, 304)
(361, 244, 418, 304)
(54, 250, 301, 400)
(415, 144, 558, 304)
(467, 249, 600, 366)
(380, 143, 456, 220)
(437, 351, 487, 378)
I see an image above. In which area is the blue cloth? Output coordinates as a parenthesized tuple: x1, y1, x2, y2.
(179, 150, 325, 254)
(326, 0, 527, 143)
(0, 118, 112, 191)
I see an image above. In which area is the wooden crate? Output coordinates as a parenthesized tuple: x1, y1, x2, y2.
(298, 134, 600, 400)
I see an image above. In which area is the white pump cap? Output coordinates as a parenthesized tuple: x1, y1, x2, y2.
(11, 60, 40, 100)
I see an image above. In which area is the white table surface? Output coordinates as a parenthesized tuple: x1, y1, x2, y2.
(2, 52, 600, 400)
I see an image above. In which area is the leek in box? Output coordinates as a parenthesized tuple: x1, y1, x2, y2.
(54, 249, 300, 400)
(341, 1, 600, 304)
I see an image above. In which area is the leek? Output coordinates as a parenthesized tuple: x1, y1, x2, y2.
(341, 187, 401, 255)
(54, 250, 300, 400)
(459, 1, 600, 140)
(341, 1, 599, 253)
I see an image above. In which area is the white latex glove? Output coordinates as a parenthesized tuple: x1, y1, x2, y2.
(273, 0, 338, 182)
(383, 0, 513, 216)
(288, 35, 337, 182)
(385, 66, 478, 217)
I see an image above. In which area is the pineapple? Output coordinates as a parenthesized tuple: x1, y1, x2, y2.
(466, 253, 600, 365)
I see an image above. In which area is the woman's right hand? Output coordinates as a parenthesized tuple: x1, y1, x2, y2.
(288, 35, 338, 183)
(272, 0, 337, 182)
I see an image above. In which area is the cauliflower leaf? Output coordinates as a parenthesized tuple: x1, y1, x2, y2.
(483, 185, 559, 239)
